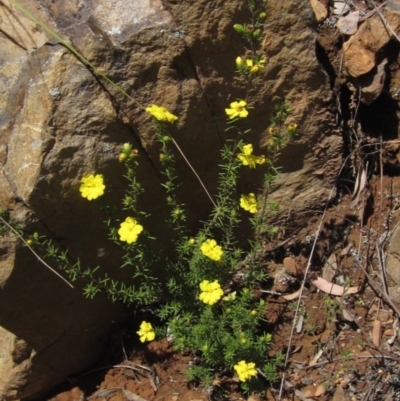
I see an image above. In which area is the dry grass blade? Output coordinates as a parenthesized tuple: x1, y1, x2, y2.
(369, 0, 400, 42)
(277, 153, 360, 400)
(277, 184, 339, 399)
(0, 215, 74, 288)
(376, 242, 389, 296)
(351, 163, 368, 208)
(354, 256, 400, 319)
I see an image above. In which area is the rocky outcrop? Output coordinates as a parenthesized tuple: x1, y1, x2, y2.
(0, 0, 339, 398)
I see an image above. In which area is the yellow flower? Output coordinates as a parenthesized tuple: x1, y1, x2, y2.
(246, 59, 253, 68)
(136, 321, 155, 343)
(240, 193, 258, 214)
(225, 100, 248, 119)
(234, 360, 257, 382)
(118, 217, 144, 244)
(237, 144, 266, 168)
(145, 104, 178, 123)
(79, 174, 106, 200)
(199, 280, 224, 305)
(200, 239, 224, 261)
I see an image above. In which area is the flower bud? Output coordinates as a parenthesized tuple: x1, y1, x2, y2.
(236, 56, 243, 68)
(250, 66, 259, 74)
(269, 126, 278, 136)
(130, 149, 139, 157)
(123, 196, 133, 205)
(188, 238, 195, 245)
(270, 227, 279, 236)
(122, 143, 132, 153)
(162, 135, 171, 142)
(118, 153, 127, 162)
(251, 310, 257, 316)
(26, 239, 33, 246)
(233, 23, 244, 33)
(173, 208, 183, 217)
(253, 29, 261, 38)
(287, 123, 298, 133)
(259, 12, 266, 19)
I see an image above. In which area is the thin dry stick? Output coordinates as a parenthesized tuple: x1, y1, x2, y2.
(170, 136, 217, 208)
(376, 242, 389, 296)
(354, 256, 400, 318)
(369, 0, 400, 42)
(379, 136, 384, 230)
(0, 216, 74, 288)
(113, 364, 152, 372)
(375, 136, 390, 295)
(277, 172, 348, 399)
(302, 353, 400, 369)
(358, 1, 386, 22)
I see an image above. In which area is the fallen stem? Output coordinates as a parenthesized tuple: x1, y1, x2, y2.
(354, 256, 400, 318)
(170, 136, 217, 208)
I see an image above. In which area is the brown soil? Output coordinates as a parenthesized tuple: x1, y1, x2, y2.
(45, 3, 400, 401)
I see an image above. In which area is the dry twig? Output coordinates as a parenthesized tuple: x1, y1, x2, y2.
(0, 215, 74, 288)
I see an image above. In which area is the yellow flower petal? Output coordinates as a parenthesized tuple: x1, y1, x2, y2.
(146, 104, 178, 123)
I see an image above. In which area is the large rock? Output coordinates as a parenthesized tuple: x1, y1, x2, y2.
(0, 0, 340, 398)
